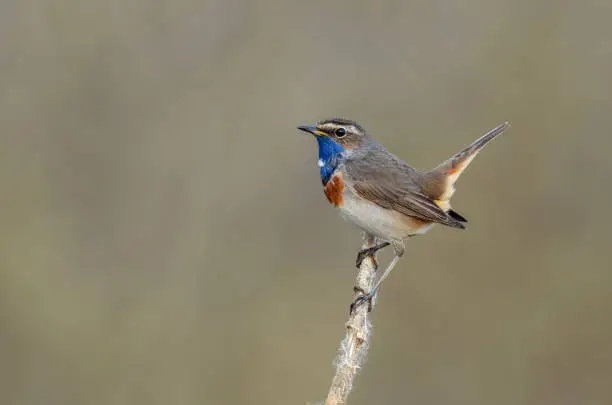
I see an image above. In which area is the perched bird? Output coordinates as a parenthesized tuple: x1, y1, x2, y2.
(297, 118, 510, 312)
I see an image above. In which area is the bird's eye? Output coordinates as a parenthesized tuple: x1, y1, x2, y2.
(335, 128, 346, 137)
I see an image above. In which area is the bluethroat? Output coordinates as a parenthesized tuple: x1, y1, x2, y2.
(297, 118, 510, 312)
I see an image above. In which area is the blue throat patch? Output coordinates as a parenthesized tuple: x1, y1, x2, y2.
(316, 136, 344, 185)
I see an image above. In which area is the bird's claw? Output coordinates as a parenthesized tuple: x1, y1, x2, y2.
(356, 249, 377, 269)
(349, 287, 375, 314)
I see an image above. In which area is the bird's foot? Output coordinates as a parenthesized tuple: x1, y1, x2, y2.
(356, 249, 377, 269)
(355, 241, 391, 268)
(350, 287, 375, 314)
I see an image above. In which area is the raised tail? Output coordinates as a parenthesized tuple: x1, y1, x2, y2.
(423, 121, 511, 202)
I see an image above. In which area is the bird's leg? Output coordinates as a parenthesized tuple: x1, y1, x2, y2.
(355, 241, 391, 268)
(350, 287, 374, 314)
(350, 255, 401, 314)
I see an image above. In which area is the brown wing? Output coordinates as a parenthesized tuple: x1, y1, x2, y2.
(353, 182, 465, 229)
(345, 147, 465, 229)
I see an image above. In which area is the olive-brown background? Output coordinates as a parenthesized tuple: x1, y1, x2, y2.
(1, 1, 611, 404)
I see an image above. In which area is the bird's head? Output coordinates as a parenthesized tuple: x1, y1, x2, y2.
(298, 118, 370, 184)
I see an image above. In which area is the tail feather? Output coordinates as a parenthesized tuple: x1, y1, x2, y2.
(448, 209, 467, 223)
(424, 121, 510, 201)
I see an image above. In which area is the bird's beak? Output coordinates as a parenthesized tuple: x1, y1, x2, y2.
(297, 125, 326, 136)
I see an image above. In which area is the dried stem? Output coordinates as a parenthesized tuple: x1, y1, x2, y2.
(324, 233, 379, 405)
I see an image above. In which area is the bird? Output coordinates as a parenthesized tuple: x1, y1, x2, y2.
(297, 118, 510, 312)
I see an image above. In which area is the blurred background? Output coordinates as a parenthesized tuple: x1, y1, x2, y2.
(1, 1, 611, 404)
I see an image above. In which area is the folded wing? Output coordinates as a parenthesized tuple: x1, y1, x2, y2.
(344, 148, 465, 229)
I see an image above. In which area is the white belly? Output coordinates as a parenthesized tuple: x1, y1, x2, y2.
(337, 189, 434, 240)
